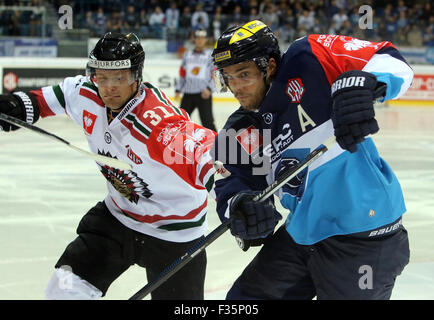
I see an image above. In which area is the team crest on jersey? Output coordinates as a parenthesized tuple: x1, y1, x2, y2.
(286, 78, 304, 103)
(83, 110, 97, 135)
(125, 145, 143, 164)
(98, 150, 152, 203)
(275, 148, 310, 200)
(341, 37, 380, 51)
(236, 125, 263, 155)
(191, 66, 201, 75)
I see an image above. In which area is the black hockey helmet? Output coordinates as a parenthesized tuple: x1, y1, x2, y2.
(87, 32, 145, 83)
(212, 20, 280, 73)
(211, 20, 281, 92)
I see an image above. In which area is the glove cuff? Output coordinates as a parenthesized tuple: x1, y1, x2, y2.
(331, 70, 377, 97)
(12, 91, 40, 125)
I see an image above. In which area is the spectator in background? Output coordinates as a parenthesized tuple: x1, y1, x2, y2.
(149, 6, 166, 39)
(314, 3, 329, 33)
(332, 8, 348, 31)
(396, 0, 408, 15)
(278, 8, 296, 42)
(395, 25, 409, 46)
(326, 0, 340, 19)
(396, 11, 408, 31)
(262, 3, 279, 30)
(123, 5, 139, 34)
(166, 1, 179, 38)
(258, 0, 272, 16)
(138, 8, 150, 38)
(348, 7, 360, 28)
(328, 21, 338, 35)
(202, 0, 216, 15)
(212, 5, 223, 41)
(407, 24, 423, 47)
(364, 9, 380, 41)
(420, 3, 432, 23)
(191, 3, 209, 31)
(193, 16, 208, 33)
(9, 10, 20, 36)
(423, 25, 434, 46)
(247, 0, 259, 13)
(83, 11, 96, 37)
(95, 7, 107, 36)
(292, 1, 304, 18)
(178, 6, 192, 40)
(249, 7, 261, 22)
(296, 24, 309, 39)
(29, 0, 43, 36)
(340, 20, 353, 36)
(231, 5, 244, 26)
(106, 11, 122, 33)
(298, 10, 315, 33)
(19, 8, 32, 36)
(406, 4, 422, 27)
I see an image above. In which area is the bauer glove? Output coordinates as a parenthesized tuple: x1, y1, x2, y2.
(331, 70, 387, 153)
(229, 190, 282, 251)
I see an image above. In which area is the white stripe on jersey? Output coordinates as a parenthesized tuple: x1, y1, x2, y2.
(42, 86, 66, 115)
(362, 53, 413, 100)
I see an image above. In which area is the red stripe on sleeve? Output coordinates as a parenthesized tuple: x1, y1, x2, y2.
(179, 67, 186, 78)
(198, 161, 213, 185)
(29, 89, 56, 118)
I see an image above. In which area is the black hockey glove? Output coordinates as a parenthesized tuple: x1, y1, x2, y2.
(229, 190, 282, 251)
(0, 92, 40, 132)
(331, 70, 387, 153)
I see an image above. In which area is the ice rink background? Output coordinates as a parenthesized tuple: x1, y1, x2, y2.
(0, 100, 433, 300)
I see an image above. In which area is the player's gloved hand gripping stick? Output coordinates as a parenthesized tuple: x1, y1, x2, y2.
(0, 113, 132, 170)
(128, 135, 337, 300)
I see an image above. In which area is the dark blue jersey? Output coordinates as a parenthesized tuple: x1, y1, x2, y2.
(212, 35, 413, 245)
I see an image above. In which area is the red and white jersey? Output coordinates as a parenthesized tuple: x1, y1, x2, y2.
(30, 76, 216, 242)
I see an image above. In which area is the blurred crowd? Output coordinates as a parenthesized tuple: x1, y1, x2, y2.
(1, 0, 433, 47)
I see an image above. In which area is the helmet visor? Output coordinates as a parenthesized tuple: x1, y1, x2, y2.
(86, 58, 137, 86)
(213, 60, 263, 93)
(87, 68, 136, 87)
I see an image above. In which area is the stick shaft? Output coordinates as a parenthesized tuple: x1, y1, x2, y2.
(128, 137, 336, 300)
(0, 113, 132, 170)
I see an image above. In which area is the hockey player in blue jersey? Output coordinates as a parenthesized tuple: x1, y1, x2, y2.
(211, 20, 413, 299)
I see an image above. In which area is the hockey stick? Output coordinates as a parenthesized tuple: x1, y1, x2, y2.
(128, 135, 337, 300)
(0, 113, 132, 171)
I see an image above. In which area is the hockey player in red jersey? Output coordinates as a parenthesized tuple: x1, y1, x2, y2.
(0, 32, 216, 299)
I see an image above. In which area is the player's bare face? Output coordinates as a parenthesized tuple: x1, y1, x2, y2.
(95, 69, 137, 110)
(195, 36, 207, 50)
(222, 61, 267, 111)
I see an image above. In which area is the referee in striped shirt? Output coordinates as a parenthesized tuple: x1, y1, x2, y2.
(175, 29, 217, 132)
